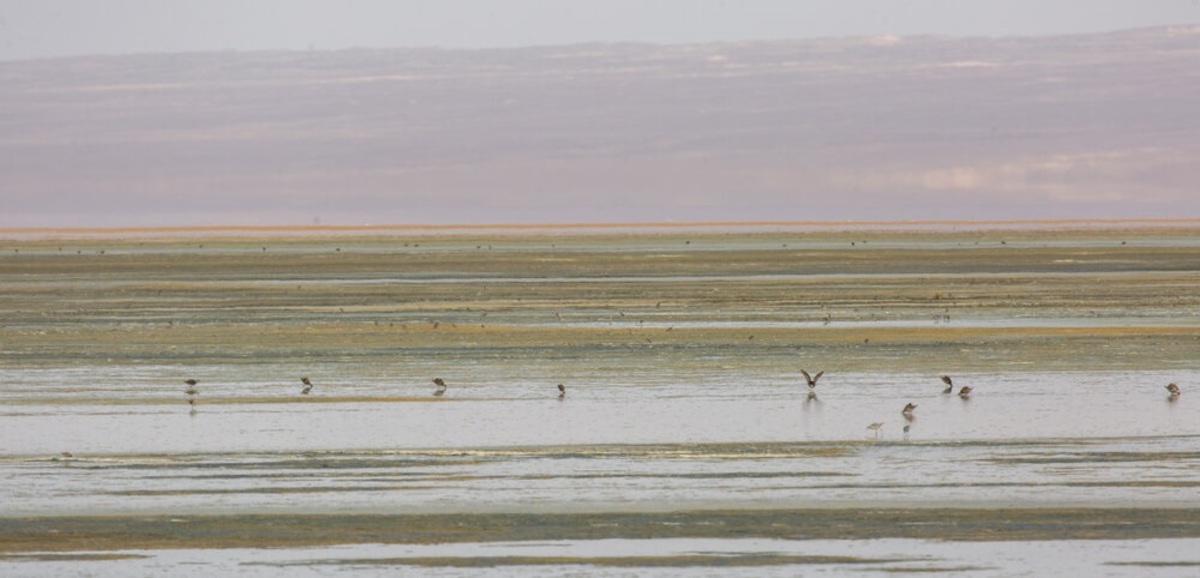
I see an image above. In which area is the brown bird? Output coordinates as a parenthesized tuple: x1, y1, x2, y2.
(902, 403, 917, 420)
(1166, 383, 1181, 398)
(433, 378, 447, 397)
(184, 379, 198, 396)
(958, 385, 973, 399)
(801, 370, 825, 389)
(301, 377, 313, 395)
(940, 375, 954, 394)
(558, 383, 566, 399)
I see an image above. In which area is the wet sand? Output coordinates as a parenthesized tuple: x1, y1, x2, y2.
(6, 508, 1200, 553)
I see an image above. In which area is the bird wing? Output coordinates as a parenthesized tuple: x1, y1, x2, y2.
(812, 371, 824, 384)
(800, 369, 812, 383)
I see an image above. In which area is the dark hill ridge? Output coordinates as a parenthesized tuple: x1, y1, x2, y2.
(2, 27, 1198, 226)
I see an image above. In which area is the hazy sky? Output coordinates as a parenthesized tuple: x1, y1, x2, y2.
(2, 1, 1198, 227)
(2, 0, 1198, 60)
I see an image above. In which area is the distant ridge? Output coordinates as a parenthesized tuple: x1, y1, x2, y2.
(2, 27, 1197, 228)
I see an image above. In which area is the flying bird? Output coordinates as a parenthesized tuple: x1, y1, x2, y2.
(940, 375, 954, 394)
(301, 377, 313, 395)
(801, 370, 825, 389)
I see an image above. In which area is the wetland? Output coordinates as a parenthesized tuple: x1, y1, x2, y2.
(2, 222, 1199, 575)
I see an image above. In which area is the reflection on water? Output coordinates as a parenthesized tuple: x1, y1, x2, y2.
(3, 367, 1199, 512)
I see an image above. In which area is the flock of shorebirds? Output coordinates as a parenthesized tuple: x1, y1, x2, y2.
(180, 375, 569, 410)
(802, 371, 1182, 440)
(178, 372, 1184, 436)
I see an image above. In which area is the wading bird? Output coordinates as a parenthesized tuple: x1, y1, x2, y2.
(433, 378, 447, 397)
(801, 370, 825, 389)
(1166, 382, 1181, 400)
(558, 383, 566, 399)
(958, 385, 973, 399)
(867, 422, 884, 439)
(301, 377, 313, 395)
(902, 403, 917, 420)
(184, 379, 198, 396)
(940, 375, 954, 394)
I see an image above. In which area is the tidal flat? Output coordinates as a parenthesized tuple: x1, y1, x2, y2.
(2, 223, 1200, 576)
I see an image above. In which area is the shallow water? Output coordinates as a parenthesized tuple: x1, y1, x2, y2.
(2, 537, 1199, 577)
(3, 228, 1200, 574)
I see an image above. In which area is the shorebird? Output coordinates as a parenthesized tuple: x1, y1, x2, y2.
(433, 378, 447, 397)
(867, 422, 884, 439)
(940, 375, 954, 394)
(902, 403, 917, 420)
(300, 377, 313, 395)
(184, 379, 198, 396)
(958, 385, 973, 399)
(558, 383, 566, 399)
(801, 370, 825, 389)
(1166, 383, 1181, 400)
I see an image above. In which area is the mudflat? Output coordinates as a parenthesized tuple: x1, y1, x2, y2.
(2, 223, 1199, 560)
(6, 508, 1200, 553)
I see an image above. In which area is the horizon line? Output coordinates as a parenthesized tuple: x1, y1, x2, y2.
(4, 24, 1196, 64)
(4, 218, 1200, 237)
